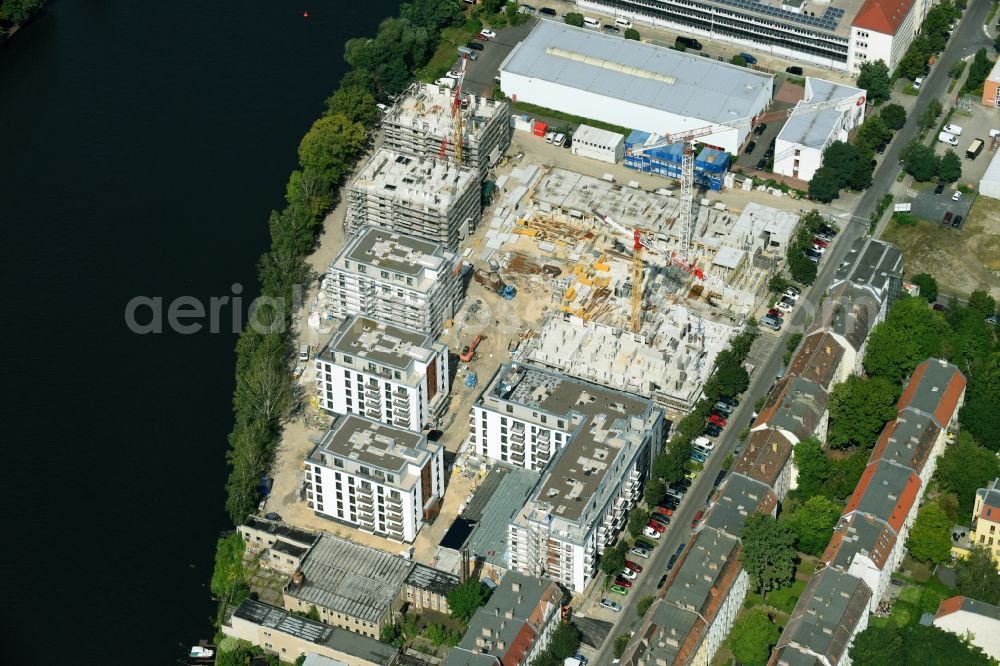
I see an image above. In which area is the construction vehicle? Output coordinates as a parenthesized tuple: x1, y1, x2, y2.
(460, 335, 484, 362)
(465, 371, 478, 388)
(473, 268, 517, 299)
(627, 92, 867, 264)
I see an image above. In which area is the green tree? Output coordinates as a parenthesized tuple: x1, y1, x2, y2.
(564, 12, 585, 26)
(298, 114, 367, 184)
(399, 0, 465, 32)
(856, 60, 892, 105)
(808, 165, 841, 203)
(968, 290, 997, 318)
(949, 59, 967, 79)
(324, 86, 379, 126)
(880, 103, 907, 130)
(732, 54, 748, 66)
(848, 147, 875, 190)
(823, 141, 860, 188)
(614, 634, 631, 659)
(727, 610, 780, 666)
(906, 501, 954, 563)
(629, 508, 651, 538)
(849, 625, 905, 666)
(306, 605, 321, 621)
(792, 437, 833, 499)
(644, 478, 666, 506)
(600, 542, 628, 578)
(548, 622, 581, 659)
(856, 115, 891, 152)
(904, 623, 993, 666)
(938, 150, 962, 183)
(637, 595, 656, 616)
(827, 375, 899, 449)
(935, 432, 1000, 512)
(863, 296, 952, 383)
(956, 545, 1000, 605)
(786, 495, 843, 556)
(789, 248, 819, 283)
(215, 640, 264, 666)
(448, 580, 490, 623)
(959, 354, 1000, 451)
(768, 274, 790, 294)
(901, 140, 941, 182)
(211, 533, 249, 603)
(912, 273, 939, 302)
(741, 514, 797, 599)
(531, 652, 560, 666)
(0, 0, 45, 24)
(918, 98, 944, 130)
(704, 350, 750, 398)
(624, 28, 641, 40)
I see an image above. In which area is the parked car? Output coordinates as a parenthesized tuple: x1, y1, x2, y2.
(705, 424, 722, 436)
(776, 300, 794, 312)
(446, 70, 462, 79)
(760, 314, 782, 331)
(786, 65, 803, 75)
(694, 435, 716, 450)
(713, 469, 727, 488)
(952, 215, 963, 228)
(630, 546, 651, 559)
(480, 29, 497, 38)
(647, 520, 666, 533)
(708, 413, 726, 427)
(740, 52, 758, 65)
(876, 142, 887, 154)
(933, 302, 948, 312)
(658, 574, 669, 589)
(818, 224, 836, 236)
(545, 132, 555, 143)
(620, 567, 637, 580)
(914, 76, 923, 89)
(473, 32, 488, 41)
(767, 308, 785, 319)
(518, 4, 536, 14)
(690, 450, 707, 463)
(719, 396, 740, 407)
(810, 243, 826, 254)
(812, 237, 828, 248)
(944, 124, 964, 136)
(539, 6, 556, 15)
(553, 132, 565, 146)
(600, 598, 622, 612)
(673, 477, 692, 489)
(934, 182, 945, 195)
(650, 512, 671, 525)
(987, 314, 998, 325)
(952, 190, 963, 201)
(610, 585, 629, 596)
(466, 41, 485, 51)
(658, 506, 675, 518)
(614, 576, 633, 588)
(691, 510, 704, 528)
(625, 560, 644, 573)
(666, 554, 680, 573)
(712, 403, 732, 416)
(745, 140, 757, 155)
(643, 526, 662, 539)
(603, 24, 620, 34)
(805, 250, 821, 263)
(756, 158, 768, 170)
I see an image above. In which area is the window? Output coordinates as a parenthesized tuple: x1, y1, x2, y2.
(334, 458, 344, 468)
(506, 405, 514, 413)
(343, 355, 353, 364)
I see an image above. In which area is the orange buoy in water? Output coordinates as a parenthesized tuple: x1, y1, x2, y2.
(303, 10, 309, 18)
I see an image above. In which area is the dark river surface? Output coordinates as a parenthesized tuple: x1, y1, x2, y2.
(0, 1, 400, 661)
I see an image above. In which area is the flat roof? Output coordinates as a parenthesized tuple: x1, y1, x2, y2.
(501, 22, 772, 128)
(777, 568, 871, 666)
(573, 123, 625, 146)
(464, 466, 541, 568)
(242, 516, 318, 547)
(332, 227, 452, 286)
(321, 316, 437, 372)
(285, 535, 413, 622)
(351, 149, 477, 212)
(778, 78, 865, 149)
(705, 474, 777, 538)
(406, 563, 459, 597)
(233, 600, 399, 663)
(481, 363, 653, 523)
(309, 414, 435, 487)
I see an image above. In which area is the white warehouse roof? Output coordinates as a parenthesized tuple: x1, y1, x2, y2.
(499, 21, 774, 133)
(573, 123, 624, 147)
(981, 149, 1000, 200)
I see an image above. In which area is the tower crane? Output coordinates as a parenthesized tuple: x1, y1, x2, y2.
(627, 92, 867, 264)
(439, 55, 469, 166)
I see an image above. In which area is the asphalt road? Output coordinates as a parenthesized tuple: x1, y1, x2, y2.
(461, 19, 537, 97)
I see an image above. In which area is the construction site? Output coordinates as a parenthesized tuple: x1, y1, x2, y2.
(380, 80, 511, 177)
(449, 163, 788, 414)
(346, 148, 481, 250)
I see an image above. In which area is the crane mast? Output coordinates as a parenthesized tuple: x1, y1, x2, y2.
(439, 55, 469, 164)
(631, 229, 643, 334)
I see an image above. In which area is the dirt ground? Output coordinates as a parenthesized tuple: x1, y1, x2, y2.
(882, 195, 1000, 300)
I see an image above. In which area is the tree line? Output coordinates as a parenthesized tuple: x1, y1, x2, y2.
(0, 0, 45, 42)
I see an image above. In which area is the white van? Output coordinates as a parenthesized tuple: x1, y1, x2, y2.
(299, 345, 310, 362)
(434, 77, 456, 89)
(456, 46, 478, 60)
(943, 123, 963, 136)
(615, 17, 633, 28)
(583, 16, 600, 28)
(938, 131, 959, 146)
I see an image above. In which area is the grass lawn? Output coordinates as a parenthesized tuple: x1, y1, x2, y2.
(743, 578, 806, 615)
(415, 21, 482, 82)
(510, 100, 632, 137)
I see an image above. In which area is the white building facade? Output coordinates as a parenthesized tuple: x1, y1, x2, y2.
(305, 415, 445, 543)
(315, 316, 450, 432)
(324, 227, 462, 338)
(570, 124, 626, 164)
(847, 0, 919, 75)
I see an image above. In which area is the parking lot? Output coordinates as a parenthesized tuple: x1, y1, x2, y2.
(911, 186, 974, 227)
(929, 103, 1000, 186)
(449, 19, 535, 97)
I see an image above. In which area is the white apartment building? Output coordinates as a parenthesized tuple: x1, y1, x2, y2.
(847, 0, 920, 75)
(773, 77, 866, 182)
(305, 414, 445, 543)
(470, 364, 666, 592)
(324, 227, 462, 338)
(346, 149, 481, 250)
(315, 316, 450, 432)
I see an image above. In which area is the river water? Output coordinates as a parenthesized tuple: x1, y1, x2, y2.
(0, 1, 399, 661)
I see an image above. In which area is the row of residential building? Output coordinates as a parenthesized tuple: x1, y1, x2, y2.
(619, 236, 909, 664)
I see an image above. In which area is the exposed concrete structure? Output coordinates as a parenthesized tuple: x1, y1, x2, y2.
(306, 415, 445, 543)
(239, 516, 319, 576)
(347, 149, 480, 249)
(382, 82, 511, 178)
(324, 227, 462, 338)
(315, 316, 450, 431)
(470, 363, 666, 592)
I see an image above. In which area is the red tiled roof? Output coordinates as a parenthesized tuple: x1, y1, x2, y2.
(852, 0, 913, 35)
(935, 596, 966, 619)
(502, 624, 536, 666)
(896, 360, 967, 428)
(843, 461, 921, 534)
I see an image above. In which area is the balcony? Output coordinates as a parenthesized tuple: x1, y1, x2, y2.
(536, 446, 552, 463)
